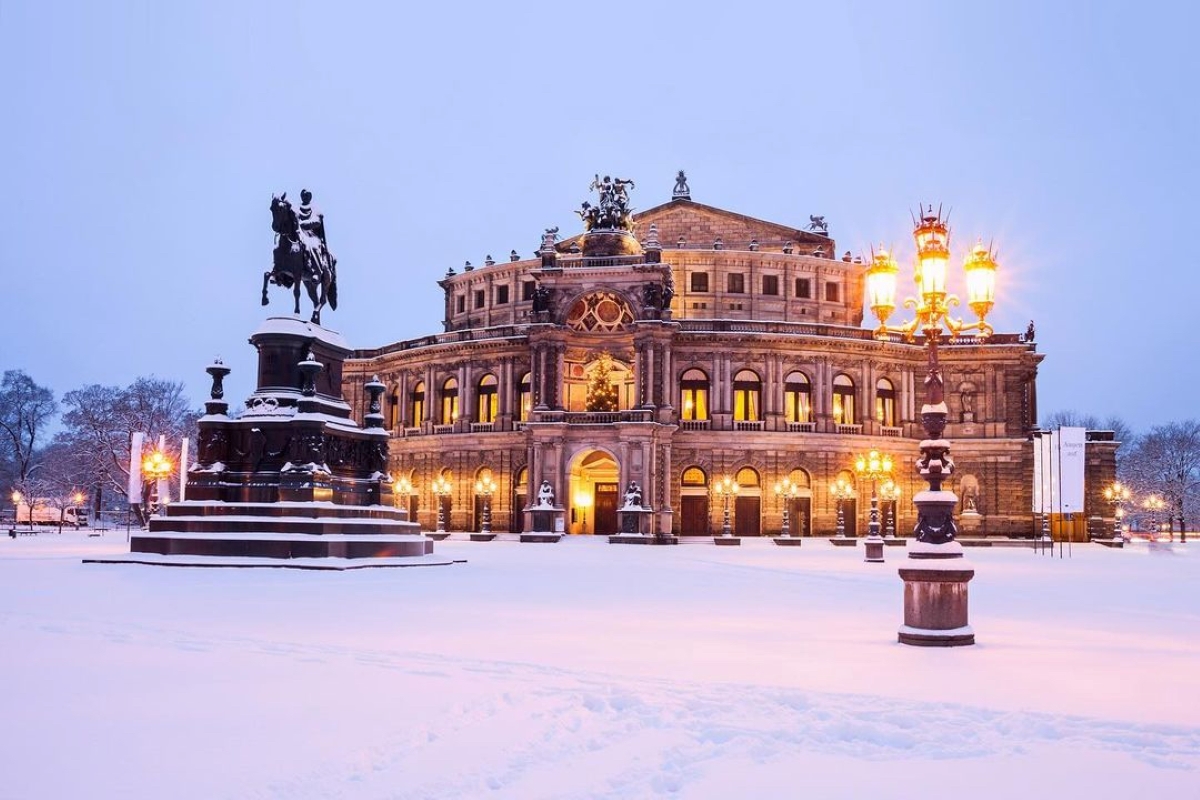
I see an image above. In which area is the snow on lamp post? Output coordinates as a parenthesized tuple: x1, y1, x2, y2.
(432, 474, 452, 534)
(855, 449, 894, 563)
(393, 476, 415, 520)
(880, 480, 902, 539)
(715, 475, 739, 537)
(475, 475, 497, 534)
(1142, 494, 1165, 541)
(774, 477, 798, 537)
(1103, 482, 1130, 542)
(141, 450, 173, 517)
(830, 477, 855, 538)
(866, 206, 999, 646)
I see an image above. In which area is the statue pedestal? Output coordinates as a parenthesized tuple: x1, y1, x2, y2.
(522, 506, 563, 543)
(609, 507, 677, 544)
(958, 511, 983, 537)
(898, 544, 975, 647)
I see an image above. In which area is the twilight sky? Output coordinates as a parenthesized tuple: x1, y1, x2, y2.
(2, 1, 1195, 431)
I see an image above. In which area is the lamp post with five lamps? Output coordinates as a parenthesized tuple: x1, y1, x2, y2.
(880, 479, 902, 539)
(854, 449, 894, 562)
(864, 205, 1000, 646)
(714, 475, 739, 538)
(475, 474, 497, 536)
(830, 476, 855, 539)
(432, 474, 452, 535)
(774, 477, 800, 538)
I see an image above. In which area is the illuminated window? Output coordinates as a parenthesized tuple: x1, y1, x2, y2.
(680, 368, 709, 421)
(784, 371, 813, 423)
(733, 369, 761, 422)
(388, 389, 399, 430)
(477, 374, 498, 423)
(517, 372, 531, 421)
(682, 467, 708, 486)
(735, 467, 760, 487)
(875, 378, 897, 427)
(409, 381, 425, 426)
(441, 378, 459, 425)
(832, 374, 856, 425)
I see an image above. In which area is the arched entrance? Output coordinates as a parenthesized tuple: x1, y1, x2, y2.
(568, 449, 620, 535)
(734, 466, 762, 536)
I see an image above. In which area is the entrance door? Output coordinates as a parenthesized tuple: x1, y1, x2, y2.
(735, 496, 761, 537)
(511, 489, 526, 533)
(844, 498, 859, 537)
(787, 497, 812, 536)
(680, 495, 709, 535)
(594, 482, 618, 535)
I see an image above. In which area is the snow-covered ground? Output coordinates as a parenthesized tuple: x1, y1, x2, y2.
(3, 532, 1197, 799)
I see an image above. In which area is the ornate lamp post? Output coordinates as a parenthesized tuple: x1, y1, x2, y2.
(880, 479, 902, 539)
(10, 490, 21, 534)
(432, 474, 452, 534)
(866, 206, 999, 646)
(1103, 481, 1131, 542)
(393, 475, 415, 519)
(830, 477, 855, 538)
(141, 449, 174, 516)
(855, 449, 894, 563)
(1143, 494, 1165, 541)
(774, 477, 798, 537)
(475, 474, 497, 535)
(715, 475, 739, 537)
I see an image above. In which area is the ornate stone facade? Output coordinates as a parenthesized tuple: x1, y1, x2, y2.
(343, 178, 1115, 539)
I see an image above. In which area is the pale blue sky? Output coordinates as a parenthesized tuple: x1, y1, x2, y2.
(2, 0, 1196, 430)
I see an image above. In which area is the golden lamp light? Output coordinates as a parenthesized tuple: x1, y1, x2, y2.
(866, 206, 998, 341)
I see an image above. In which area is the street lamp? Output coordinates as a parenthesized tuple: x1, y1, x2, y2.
(141, 449, 173, 516)
(432, 474, 453, 534)
(774, 477, 799, 537)
(1103, 481, 1131, 542)
(880, 479, 902, 538)
(10, 490, 20, 534)
(474, 474, 497, 534)
(393, 475, 415, 519)
(574, 489, 592, 534)
(854, 449, 894, 563)
(866, 206, 999, 646)
(1143, 494, 1165, 541)
(830, 477, 855, 538)
(714, 475, 739, 537)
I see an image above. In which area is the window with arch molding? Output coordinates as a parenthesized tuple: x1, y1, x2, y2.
(477, 374, 498, 423)
(440, 378, 459, 425)
(733, 369, 762, 422)
(735, 467, 760, 487)
(680, 368, 709, 421)
(784, 371, 813, 423)
(682, 466, 708, 486)
(833, 374, 856, 425)
(875, 378, 897, 427)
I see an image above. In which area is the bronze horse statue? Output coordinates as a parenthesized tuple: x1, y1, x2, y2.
(263, 193, 337, 325)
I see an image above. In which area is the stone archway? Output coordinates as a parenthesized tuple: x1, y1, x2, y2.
(568, 449, 620, 535)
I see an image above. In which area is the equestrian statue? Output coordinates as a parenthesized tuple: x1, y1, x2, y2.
(263, 189, 338, 325)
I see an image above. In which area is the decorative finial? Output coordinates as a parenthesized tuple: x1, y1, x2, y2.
(464, 260, 474, 271)
(749, 239, 759, 252)
(713, 237, 723, 250)
(484, 254, 495, 266)
(510, 249, 520, 262)
(672, 170, 691, 201)
(783, 241, 794, 254)
(645, 223, 661, 249)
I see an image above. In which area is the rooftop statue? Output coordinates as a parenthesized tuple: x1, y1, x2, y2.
(578, 174, 636, 232)
(807, 215, 829, 235)
(672, 169, 691, 200)
(263, 189, 339, 325)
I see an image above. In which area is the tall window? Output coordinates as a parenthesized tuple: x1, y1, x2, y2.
(388, 389, 399, 430)
(825, 282, 840, 302)
(875, 378, 897, 427)
(474, 289, 485, 309)
(517, 372, 531, 421)
(522, 281, 536, 301)
(495, 285, 510, 305)
(832, 374, 856, 425)
(690, 272, 709, 292)
(784, 371, 813, 423)
(762, 275, 779, 296)
(409, 381, 425, 426)
(728, 273, 746, 293)
(733, 369, 761, 422)
(795, 278, 811, 299)
(477, 374, 498, 423)
(680, 368, 710, 421)
(440, 377, 459, 424)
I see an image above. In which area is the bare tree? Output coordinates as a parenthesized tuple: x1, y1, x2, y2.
(57, 377, 200, 524)
(0, 370, 58, 494)
(1123, 420, 1200, 537)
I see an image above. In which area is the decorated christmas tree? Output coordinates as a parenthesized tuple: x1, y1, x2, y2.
(586, 354, 619, 412)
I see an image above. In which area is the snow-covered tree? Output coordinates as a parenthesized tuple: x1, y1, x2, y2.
(0, 370, 58, 494)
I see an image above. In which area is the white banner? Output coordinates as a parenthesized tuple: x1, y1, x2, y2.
(1032, 432, 1043, 513)
(179, 437, 189, 502)
(127, 432, 144, 504)
(1058, 427, 1086, 513)
(1032, 430, 1058, 514)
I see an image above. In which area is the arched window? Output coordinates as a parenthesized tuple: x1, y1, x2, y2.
(682, 466, 708, 486)
(736, 467, 760, 487)
(477, 374, 498, 423)
(680, 368, 709, 421)
(784, 371, 813, 423)
(409, 381, 425, 426)
(440, 377, 459, 425)
(875, 378, 897, 427)
(517, 372, 531, 421)
(388, 389, 399, 431)
(733, 369, 761, 422)
(787, 468, 811, 488)
(832, 374, 856, 425)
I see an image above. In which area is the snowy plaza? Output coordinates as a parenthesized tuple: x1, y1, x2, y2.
(3, 533, 1197, 799)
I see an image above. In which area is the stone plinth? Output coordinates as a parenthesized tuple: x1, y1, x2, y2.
(525, 507, 565, 536)
(898, 546, 975, 647)
(469, 532, 497, 542)
(713, 536, 741, 546)
(864, 538, 885, 562)
(521, 532, 561, 543)
(772, 536, 803, 546)
(830, 537, 858, 547)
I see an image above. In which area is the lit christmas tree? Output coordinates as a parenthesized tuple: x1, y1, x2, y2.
(586, 353, 619, 412)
